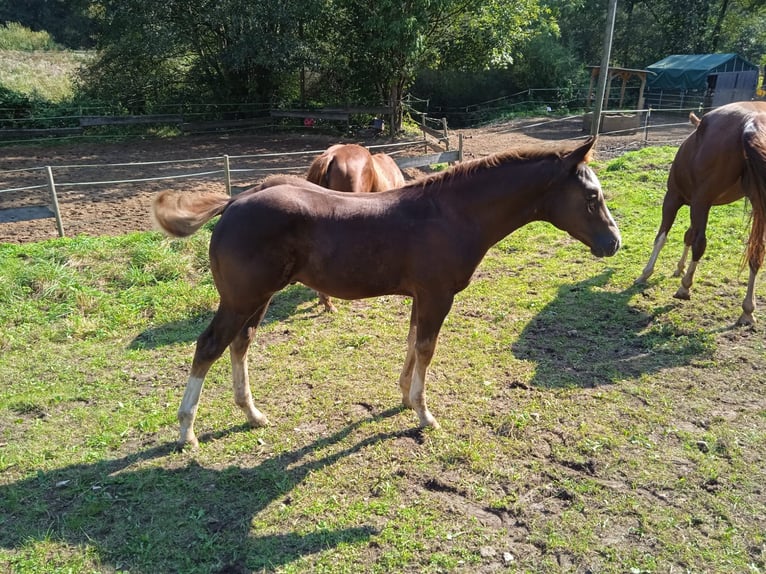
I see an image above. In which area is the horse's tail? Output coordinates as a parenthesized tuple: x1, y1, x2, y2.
(689, 112, 701, 127)
(741, 116, 766, 269)
(151, 190, 231, 238)
(306, 153, 333, 188)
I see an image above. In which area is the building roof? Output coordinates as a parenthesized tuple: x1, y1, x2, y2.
(646, 53, 758, 91)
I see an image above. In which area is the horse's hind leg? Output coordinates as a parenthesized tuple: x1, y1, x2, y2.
(738, 263, 760, 326)
(674, 203, 710, 300)
(673, 241, 691, 277)
(635, 191, 684, 284)
(178, 305, 254, 448)
(230, 298, 273, 428)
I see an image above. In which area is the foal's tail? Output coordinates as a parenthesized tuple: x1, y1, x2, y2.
(742, 116, 766, 269)
(689, 112, 701, 127)
(306, 153, 332, 188)
(151, 190, 231, 238)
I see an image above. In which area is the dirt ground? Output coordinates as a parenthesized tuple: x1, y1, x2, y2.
(0, 115, 694, 244)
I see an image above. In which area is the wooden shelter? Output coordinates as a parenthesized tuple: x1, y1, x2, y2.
(583, 65, 650, 133)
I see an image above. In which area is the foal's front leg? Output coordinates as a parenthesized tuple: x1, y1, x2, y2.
(402, 295, 453, 429)
(398, 303, 417, 408)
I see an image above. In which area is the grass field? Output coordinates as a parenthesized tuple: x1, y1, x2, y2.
(1, 146, 764, 573)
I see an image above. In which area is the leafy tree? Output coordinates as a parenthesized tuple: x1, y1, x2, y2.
(0, 0, 95, 48)
(77, 0, 330, 110)
(329, 0, 551, 131)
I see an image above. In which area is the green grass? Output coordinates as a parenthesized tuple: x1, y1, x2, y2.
(1, 146, 765, 573)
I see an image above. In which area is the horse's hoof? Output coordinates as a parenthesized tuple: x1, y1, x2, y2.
(673, 288, 691, 300)
(249, 415, 270, 428)
(418, 415, 440, 429)
(735, 315, 755, 327)
(176, 437, 199, 451)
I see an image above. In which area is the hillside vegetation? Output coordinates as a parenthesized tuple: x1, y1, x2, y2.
(0, 49, 92, 102)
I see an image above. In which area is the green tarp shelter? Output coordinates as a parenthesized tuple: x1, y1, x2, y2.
(645, 53, 759, 107)
(646, 53, 758, 91)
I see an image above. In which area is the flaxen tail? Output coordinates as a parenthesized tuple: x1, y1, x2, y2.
(742, 116, 766, 270)
(151, 190, 231, 238)
(689, 112, 701, 127)
(306, 154, 333, 188)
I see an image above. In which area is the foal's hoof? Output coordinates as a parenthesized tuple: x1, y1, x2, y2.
(418, 414, 441, 430)
(176, 437, 199, 451)
(246, 410, 270, 428)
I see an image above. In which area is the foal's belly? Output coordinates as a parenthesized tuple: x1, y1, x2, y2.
(295, 257, 409, 300)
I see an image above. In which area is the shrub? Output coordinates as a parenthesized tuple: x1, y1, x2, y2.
(0, 22, 59, 51)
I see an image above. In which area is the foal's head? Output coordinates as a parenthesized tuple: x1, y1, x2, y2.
(545, 137, 621, 258)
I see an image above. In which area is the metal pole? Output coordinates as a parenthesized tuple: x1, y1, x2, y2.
(45, 166, 65, 238)
(223, 154, 232, 196)
(591, 0, 619, 136)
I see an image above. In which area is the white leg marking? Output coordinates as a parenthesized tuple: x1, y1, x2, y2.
(178, 375, 204, 447)
(231, 347, 269, 427)
(409, 359, 439, 429)
(636, 232, 667, 284)
(673, 245, 690, 277)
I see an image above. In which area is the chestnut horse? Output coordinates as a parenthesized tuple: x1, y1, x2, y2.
(307, 143, 406, 312)
(152, 137, 620, 448)
(635, 101, 766, 325)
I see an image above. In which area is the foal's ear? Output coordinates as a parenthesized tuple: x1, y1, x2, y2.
(566, 136, 597, 167)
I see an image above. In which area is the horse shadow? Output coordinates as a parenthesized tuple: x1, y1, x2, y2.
(0, 409, 412, 573)
(512, 271, 712, 388)
(129, 283, 322, 350)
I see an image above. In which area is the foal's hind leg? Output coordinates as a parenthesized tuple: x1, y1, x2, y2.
(229, 299, 273, 428)
(178, 304, 261, 448)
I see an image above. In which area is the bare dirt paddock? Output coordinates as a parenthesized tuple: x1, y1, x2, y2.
(0, 115, 694, 244)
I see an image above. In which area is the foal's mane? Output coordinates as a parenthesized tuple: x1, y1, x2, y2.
(403, 141, 587, 189)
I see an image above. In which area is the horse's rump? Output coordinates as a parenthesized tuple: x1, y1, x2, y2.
(372, 153, 405, 190)
(742, 114, 766, 267)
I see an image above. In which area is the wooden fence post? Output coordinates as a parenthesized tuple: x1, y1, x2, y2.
(223, 155, 232, 196)
(45, 166, 65, 238)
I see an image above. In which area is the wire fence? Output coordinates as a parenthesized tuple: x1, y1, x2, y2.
(0, 90, 708, 243)
(0, 139, 460, 240)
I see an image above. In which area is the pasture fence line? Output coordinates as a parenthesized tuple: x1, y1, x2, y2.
(0, 138, 462, 239)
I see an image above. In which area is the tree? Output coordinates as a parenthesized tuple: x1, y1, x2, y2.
(77, 0, 330, 109)
(331, 0, 550, 132)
